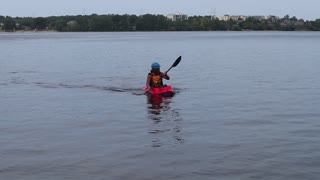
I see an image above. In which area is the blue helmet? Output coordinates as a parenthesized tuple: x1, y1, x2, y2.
(151, 62, 160, 69)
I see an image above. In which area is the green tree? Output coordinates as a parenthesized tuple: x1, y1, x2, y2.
(200, 17, 211, 30)
(157, 15, 169, 31)
(3, 17, 16, 31)
(66, 21, 80, 31)
(112, 15, 125, 31)
(188, 16, 202, 30)
(136, 14, 159, 31)
(54, 19, 67, 31)
(284, 14, 290, 19)
(77, 16, 89, 31)
(17, 17, 34, 30)
(128, 15, 138, 31)
(290, 16, 298, 22)
(311, 19, 320, 30)
(34, 17, 48, 30)
(88, 15, 112, 31)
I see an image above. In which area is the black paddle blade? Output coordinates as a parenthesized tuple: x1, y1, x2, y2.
(172, 56, 181, 67)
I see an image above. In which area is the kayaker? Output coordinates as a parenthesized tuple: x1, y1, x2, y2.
(146, 62, 170, 92)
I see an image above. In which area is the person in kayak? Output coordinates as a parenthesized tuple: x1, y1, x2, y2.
(146, 62, 170, 92)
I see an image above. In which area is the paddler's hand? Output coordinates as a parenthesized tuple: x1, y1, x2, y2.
(146, 86, 151, 93)
(163, 72, 170, 80)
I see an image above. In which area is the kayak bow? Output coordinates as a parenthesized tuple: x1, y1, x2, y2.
(143, 85, 174, 96)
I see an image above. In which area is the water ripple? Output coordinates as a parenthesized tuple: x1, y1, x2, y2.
(33, 82, 145, 95)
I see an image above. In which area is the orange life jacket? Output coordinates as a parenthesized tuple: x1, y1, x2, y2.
(149, 73, 163, 87)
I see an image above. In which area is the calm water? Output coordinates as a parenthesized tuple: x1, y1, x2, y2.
(1, 32, 320, 180)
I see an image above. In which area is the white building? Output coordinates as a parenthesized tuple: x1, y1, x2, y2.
(217, 15, 279, 22)
(166, 14, 188, 21)
(218, 15, 247, 21)
(250, 16, 267, 20)
(266, 15, 280, 23)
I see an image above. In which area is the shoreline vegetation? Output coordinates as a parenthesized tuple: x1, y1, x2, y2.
(1, 14, 320, 32)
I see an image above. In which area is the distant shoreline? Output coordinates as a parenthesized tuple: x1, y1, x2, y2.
(1, 14, 319, 32)
(0, 30, 58, 33)
(1, 30, 319, 33)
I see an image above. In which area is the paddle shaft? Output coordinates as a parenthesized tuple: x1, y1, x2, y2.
(165, 56, 181, 73)
(166, 66, 174, 73)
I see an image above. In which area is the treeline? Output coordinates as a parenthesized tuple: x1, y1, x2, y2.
(1, 14, 320, 32)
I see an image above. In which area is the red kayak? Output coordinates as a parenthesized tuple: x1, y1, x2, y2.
(143, 85, 174, 96)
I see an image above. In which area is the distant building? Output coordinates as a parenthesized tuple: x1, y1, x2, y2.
(218, 15, 229, 21)
(250, 16, 267, 20)
(218, 15, 247, 21)
(266, 15, 279, 23)
(210, 15, 218, 20)
(166, 14, 188, 21)
(217, 15, 279, 22)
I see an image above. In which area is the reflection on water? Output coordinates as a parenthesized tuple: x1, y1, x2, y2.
(146, 95, 184, 147)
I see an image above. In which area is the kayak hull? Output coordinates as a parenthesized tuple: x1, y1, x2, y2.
(143, 85, 174, 96)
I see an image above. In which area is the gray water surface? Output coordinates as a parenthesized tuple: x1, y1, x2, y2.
(1, 32, 320, 180)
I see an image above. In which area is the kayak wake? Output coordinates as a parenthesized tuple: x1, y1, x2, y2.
(33, 82, 146, 95)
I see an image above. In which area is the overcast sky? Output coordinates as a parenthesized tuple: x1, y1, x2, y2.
(0, 0, 319, 20)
